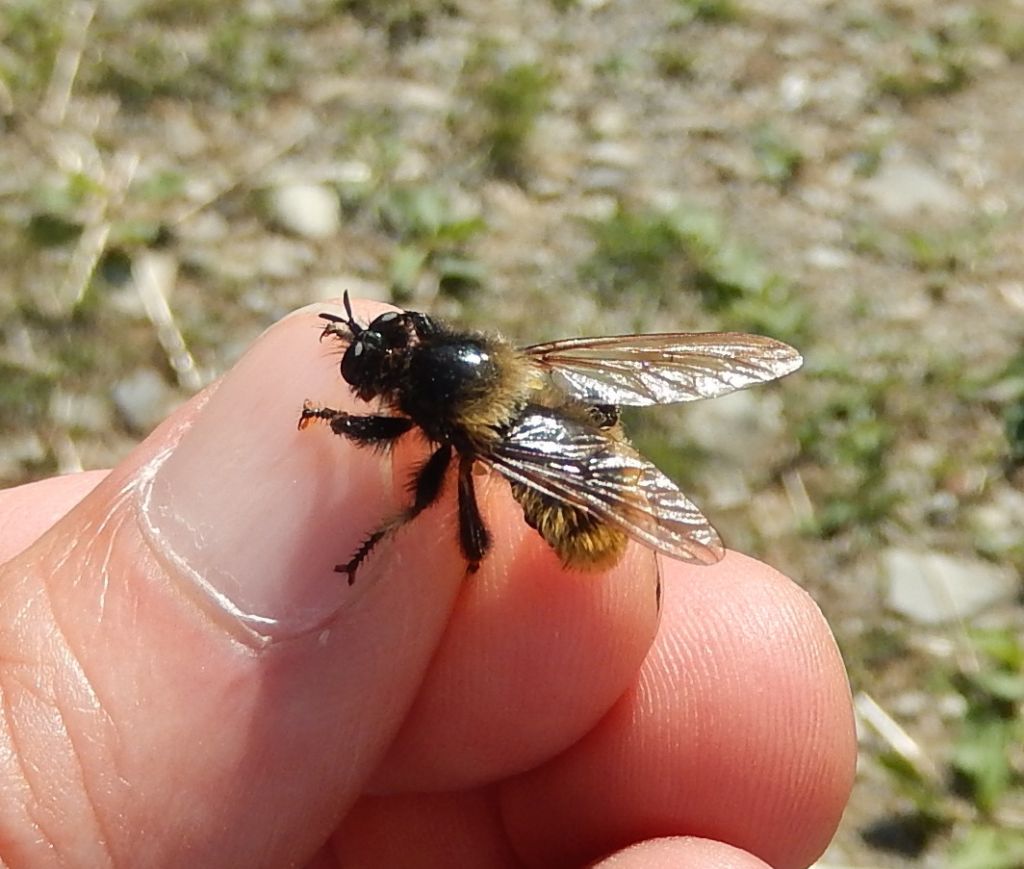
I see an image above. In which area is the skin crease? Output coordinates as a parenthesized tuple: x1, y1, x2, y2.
(0, 301, 856, 868)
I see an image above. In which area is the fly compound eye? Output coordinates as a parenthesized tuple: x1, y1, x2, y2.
(367, 313, 399, 333)
(340, 339, 366, 385)
(340, 330, 386, 391)
(367, 311, 416, 349)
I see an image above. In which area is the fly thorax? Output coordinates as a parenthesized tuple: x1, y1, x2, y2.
(401, 340, 500, 429)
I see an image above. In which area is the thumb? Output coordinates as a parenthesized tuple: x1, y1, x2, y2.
(0, 302, 465, 867)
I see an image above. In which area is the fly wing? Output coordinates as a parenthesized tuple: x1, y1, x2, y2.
(524, 332, 803, 406)
(486, 408, 724, 565)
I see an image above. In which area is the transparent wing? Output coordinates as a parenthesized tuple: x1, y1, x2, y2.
(486, 408, 724, 565)
(524, 332, 803, 406)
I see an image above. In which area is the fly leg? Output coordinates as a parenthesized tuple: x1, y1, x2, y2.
(298, 402, 414, 449)
(457, 455, 491, 574)
(339, 444, 453, 583)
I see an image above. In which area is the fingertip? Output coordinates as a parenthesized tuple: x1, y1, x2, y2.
(130, 302, 412, 639)
(500, 551, 855, 869)
(594, 837, 774, 869)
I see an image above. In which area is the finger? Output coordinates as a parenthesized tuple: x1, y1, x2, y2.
(0, 469, 108, 563)
(0, 388, 213, 564)
(0, 301, 468, 867)
(594, 837, 774, 869)
(331, 789, 520, 868)
(499, 553, 856, 869)
(371, 493, 660, 792)
(330, 799, 773, 869)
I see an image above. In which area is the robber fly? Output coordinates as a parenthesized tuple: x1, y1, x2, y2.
(299, 292, 802, 582)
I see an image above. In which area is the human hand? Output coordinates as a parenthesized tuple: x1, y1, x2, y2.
(0, 301, 855, 868)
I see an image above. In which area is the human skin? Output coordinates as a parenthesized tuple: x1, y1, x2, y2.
(0, 301, 856, 868)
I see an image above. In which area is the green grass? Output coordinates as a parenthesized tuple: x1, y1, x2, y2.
(874, 30, 971, 104)
(582, 203, 808, 342)
(374, 184, 486, 301)
(461, 49, 553, 181)
(672, 0, 742, 25)
(91, 11, 301, 108)
(751, 124, 803, 189)
(0, 1, 65, 97)
(654, 44, 696, 80)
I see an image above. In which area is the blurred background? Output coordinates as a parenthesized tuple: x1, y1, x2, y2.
(2, 0, 1023, 864)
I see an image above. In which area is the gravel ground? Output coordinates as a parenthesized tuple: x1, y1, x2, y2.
(2, 1, 1024, 865)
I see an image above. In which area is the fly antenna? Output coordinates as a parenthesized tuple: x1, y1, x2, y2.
(343, 290, 362, 335)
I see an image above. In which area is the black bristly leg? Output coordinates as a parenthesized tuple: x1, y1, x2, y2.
(457, 455, 491, 574)
(298, 403, 414, 449)
(339, 444, 454, 583)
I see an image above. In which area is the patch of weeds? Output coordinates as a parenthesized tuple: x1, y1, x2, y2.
(23, 171, 105, 249)
(582, 204, 808, 343)
(950, 630, 1024, 812)
(91, 32, 193, 108)
(132, 169, 187, 203)
(0, 361, 54, 430)
(990, 21, 1024, 62)
(852, 217, 994, 276)
(795, 376, 899, 536)
(903, 218, 994, 275)
(851, 137, 886, 178)
(971, 346, 1024, 469)
(945, 630, 1024, 868)
(201, 13, 298, 101)
(583, 207, 687, 298)
(672, 0, 742, 25)
(337, 0, 454, 47)
(26, 213, 82, 248)
(904, 229, 963, 272)
(92, 11, 298, 109)
(751, 124, 803, 190)
(339, 109, 405, 191)
(34, 171, 103, 215)
(0, 1, 65, 97)
(844, 624, 910, 674)
(875, 31, 971, 104)
(1002, 397, 1024, 467)
(861, 630, 1024, 866)
(594, 53, 632, 80)
(848, 220, 895, 262)
(375, 184, 486, 300)
(956, 7, 1024, 63)
(461, 47, 553, 181)
(654, 44, 695, 81)
(951, 826, 1024, 869)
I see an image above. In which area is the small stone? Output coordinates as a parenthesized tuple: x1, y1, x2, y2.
(111, 368, 176, 434)
(882, 548, 1017, 625)
(860, 155, 969, 218)
(968, 486, 1024, 554)
(267, 183, 340, 239)
(805, 245, 852, 270)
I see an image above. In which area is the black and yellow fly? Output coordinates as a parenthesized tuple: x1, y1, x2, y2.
(300, 293, 802, 582)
